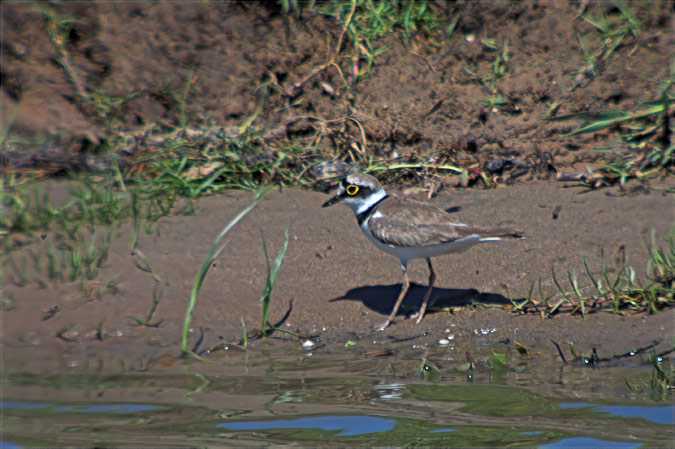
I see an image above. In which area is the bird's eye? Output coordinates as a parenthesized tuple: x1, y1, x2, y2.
(346, 185, 359, 196)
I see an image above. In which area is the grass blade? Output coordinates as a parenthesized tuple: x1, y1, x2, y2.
(583, 257, 600, 294)
(568, 269, 586, 317)
(551, 266, 571, 302)
(181, 189, 267, 355)
(547, 110, 626, 123)
(241, 318, 248, 347)
(260, 227, 289, 336)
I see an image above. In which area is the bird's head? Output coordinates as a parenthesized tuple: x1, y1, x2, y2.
(322, 172, 387, 215)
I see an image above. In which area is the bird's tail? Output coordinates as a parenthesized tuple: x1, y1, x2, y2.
(478, 229, 525, 242)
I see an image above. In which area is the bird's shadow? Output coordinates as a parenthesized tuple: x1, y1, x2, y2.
(331, 283, 513, 317)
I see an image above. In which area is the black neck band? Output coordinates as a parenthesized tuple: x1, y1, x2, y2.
(356, 195, 388, 225)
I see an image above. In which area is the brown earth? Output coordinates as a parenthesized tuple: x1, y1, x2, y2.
(3, 181, 673, 370)
(1, 2, 674, 369)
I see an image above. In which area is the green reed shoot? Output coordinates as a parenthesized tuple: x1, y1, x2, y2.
(259, 228, 289, 337)
(128, 284, 164, 327)
(181, 190, 267, 356)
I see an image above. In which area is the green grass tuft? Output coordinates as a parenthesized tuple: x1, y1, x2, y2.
(5, 227, 114, 290)
(549, 79, 674, 188)
(465, 39, 510, 111)
(571, 1, 643, 90)
(508, 229, 675, 317)
(281, 0, 440, 86)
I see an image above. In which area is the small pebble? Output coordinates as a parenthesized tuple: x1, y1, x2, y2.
(302, 340, 315, 349)
(438, 339, 450, 346)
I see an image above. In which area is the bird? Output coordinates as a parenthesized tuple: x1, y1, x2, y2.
(322, 172, 523, 331)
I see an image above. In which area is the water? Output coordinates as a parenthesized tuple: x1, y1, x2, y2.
(3, 348, 673, 447)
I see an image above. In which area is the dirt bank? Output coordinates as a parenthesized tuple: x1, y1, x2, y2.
(2, 2, 672, 179)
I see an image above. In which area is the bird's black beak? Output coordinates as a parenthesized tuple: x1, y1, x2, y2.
(322, 192, 342, 208)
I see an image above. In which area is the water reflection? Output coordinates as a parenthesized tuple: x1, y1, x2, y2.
(560, 402, 675, 425)
(539, 436, 641, 449)
(218, 415, 397, 436)
(372, 381, 406, 400)
(429, 427, 456, 433)
(0, 442, 21, 449)
(3, 401, 156, 414)
(4, 350, 672, 447)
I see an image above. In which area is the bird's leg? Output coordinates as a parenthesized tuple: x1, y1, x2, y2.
(376, 262, 409, 331)
(412, 258, 435, 324)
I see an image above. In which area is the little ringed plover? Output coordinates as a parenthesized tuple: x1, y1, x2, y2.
(323, 172, 523, 331)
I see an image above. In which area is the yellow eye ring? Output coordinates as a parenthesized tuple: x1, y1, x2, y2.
(346, 185, 359, 196)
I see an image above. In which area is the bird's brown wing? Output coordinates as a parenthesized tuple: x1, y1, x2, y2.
(368, 196, 522, 247)
(367, 197, 466, 246)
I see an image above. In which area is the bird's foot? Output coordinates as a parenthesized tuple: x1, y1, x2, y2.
(409, 311, 426, 324)
(374, 320, 392, 331)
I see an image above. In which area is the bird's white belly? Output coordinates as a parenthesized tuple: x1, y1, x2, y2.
(359, 220, 481, 264)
